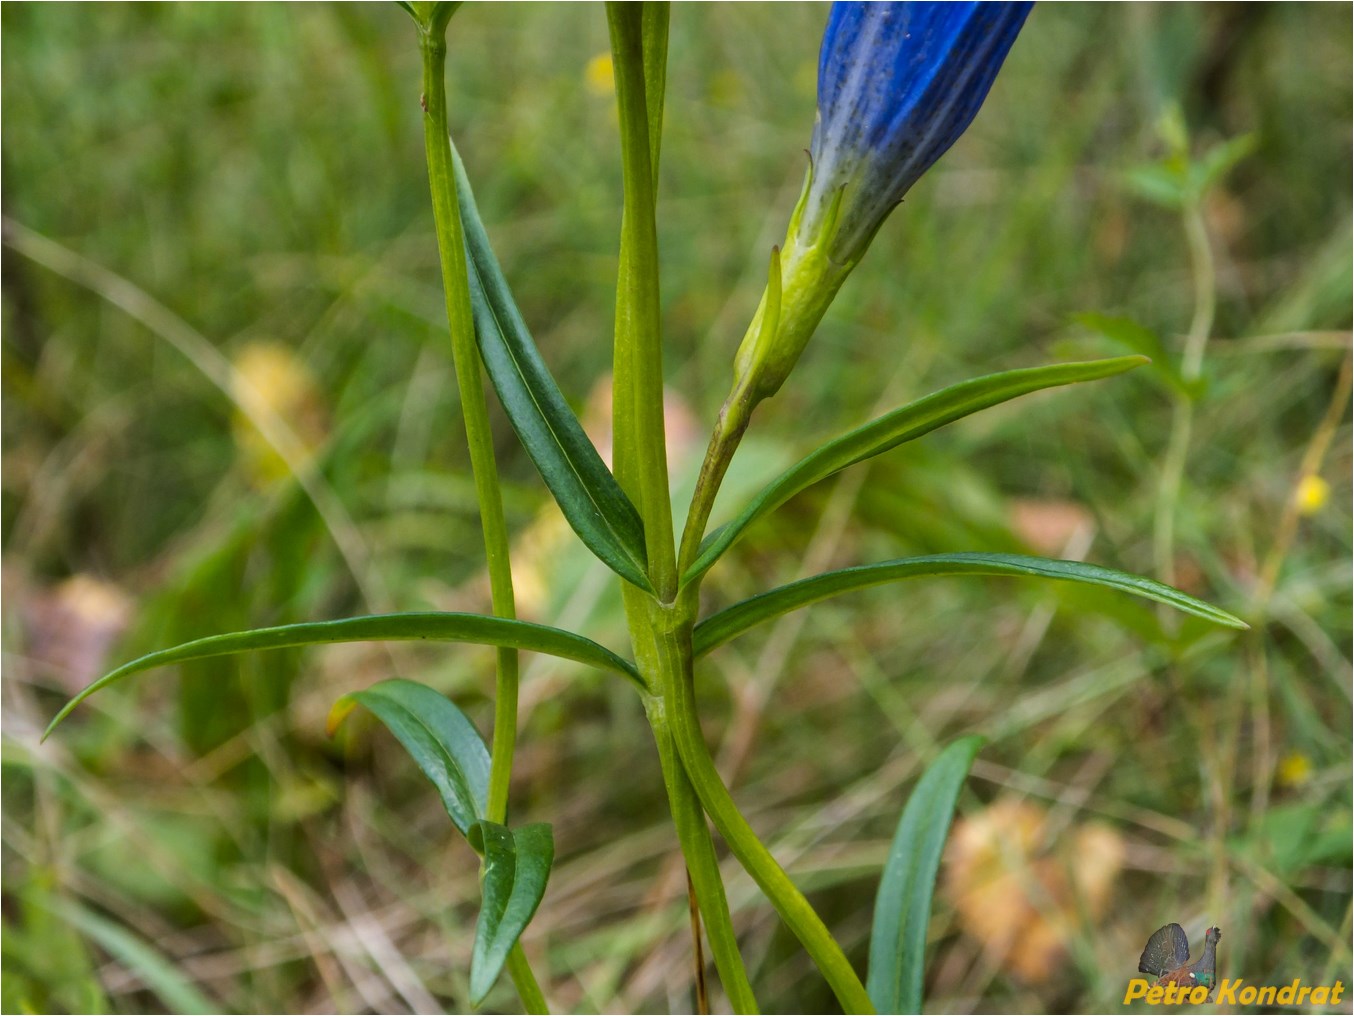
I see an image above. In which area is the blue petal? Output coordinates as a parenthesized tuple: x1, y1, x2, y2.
(805, 1, 1032, 260)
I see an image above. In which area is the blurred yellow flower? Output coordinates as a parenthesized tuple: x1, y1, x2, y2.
(231, 341, 329, 488)
(1276, 751, 1313, 789)
(1295, 474, 1329, 516)
(584, 52, 613, 97)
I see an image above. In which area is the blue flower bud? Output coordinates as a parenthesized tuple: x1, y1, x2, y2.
(734, 1, 1031, 405)
(805, 1, 1033, 264)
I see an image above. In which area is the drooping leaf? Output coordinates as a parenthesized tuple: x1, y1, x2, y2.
(867, 736, 983, 1015)
(682, 356, 1148, 585)
(46, 611, 645, 737)
(451, 146, 652, 593)
(693, 552, 1246, 657)
(332, 678, 489, 836)
(468, 821, 554, 1004)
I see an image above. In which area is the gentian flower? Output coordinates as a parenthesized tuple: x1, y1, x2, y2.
(734, 1, 1032, 405)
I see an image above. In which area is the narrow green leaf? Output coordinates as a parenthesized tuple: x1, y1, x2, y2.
(694, 552, 1246, 657)
(46, 611, 645, 737)
(337, 678, 489, 836)
(46, 899, 217, 1015)
(683, 357, 1149, 585)
(451, 146, 653, 593)
(469, 821, 554, 1005)
(867, 736, 984, 1015)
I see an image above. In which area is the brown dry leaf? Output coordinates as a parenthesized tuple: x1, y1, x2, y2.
(1008, 498, 1096, 556)
(944, 798, 1125, 984)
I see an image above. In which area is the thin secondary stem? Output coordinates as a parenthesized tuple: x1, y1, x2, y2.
(1153, 200, 1215, 588)
(679, 382, 753, 577)
(419, 26, 544, 1013)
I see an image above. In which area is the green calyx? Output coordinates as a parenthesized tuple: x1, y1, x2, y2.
(731, 170, 855, 408)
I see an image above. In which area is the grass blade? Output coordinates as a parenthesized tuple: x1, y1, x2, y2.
(694, 552, 1246, 657)
(46, 899, 217, 1015)
(469, 821, 554, 1005)
(45, 611, 645, 737)
(682, 356, 1148, 585)
(867, 736, 983, 1014)
(334, 678, 490, 836)
(452, 146, 652, 593)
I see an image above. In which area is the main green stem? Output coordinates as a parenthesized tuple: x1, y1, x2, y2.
(419, 22, 544, 1013)
(606, 6, 763, 1010)
(607, 6, 870, 1007)
(658, 593, 876, 1014)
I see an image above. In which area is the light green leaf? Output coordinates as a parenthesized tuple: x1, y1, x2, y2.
(452, 146, 652, 593)
(867, 736, 983, 1015)
(469, 821, 554, 1005)
(1123, 163, 1187, 209)
(335, 678, 489, 836)
(682, 357, 1148, 585)
(1073, 313, 1199, 398)
(693, 553, 1246, 657)
(46, 898, 217, 1015)
(1191, 133, 1256, 196)
(46, 611, 645, 737)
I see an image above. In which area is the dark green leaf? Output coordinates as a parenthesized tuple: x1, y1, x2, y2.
(336, 678, 489, 836)
(46, 611, 645, 737)
(469, 821, 554, 1004)
(867, 736, 983, 1015)
(682, 357, 1148, 585)
(451, 146, 652, 593)
(694, 552, 1246, 657)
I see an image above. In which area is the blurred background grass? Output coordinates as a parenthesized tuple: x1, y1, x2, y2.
(2, 4, 1350, 1013)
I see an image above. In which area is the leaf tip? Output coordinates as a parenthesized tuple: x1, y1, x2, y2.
(41, 698, 81, 742)
(325, 696, 359, 738)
